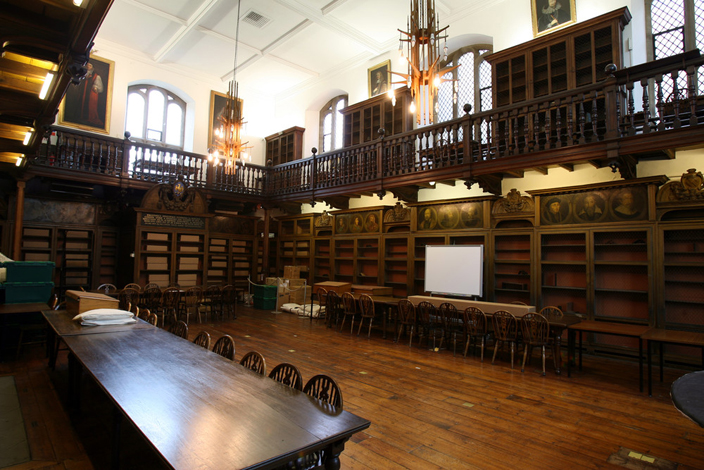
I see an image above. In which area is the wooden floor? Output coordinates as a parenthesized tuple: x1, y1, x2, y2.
(2, 305, 704, 470)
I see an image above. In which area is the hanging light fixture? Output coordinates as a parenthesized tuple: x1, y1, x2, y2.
(208, 0, 251, 174)
(391, 0, 459, 125)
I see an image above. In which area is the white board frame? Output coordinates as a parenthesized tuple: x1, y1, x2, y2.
(424, 245, 483, 298)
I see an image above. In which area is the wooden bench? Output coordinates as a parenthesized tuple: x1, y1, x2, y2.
(567, 320, 652, 392)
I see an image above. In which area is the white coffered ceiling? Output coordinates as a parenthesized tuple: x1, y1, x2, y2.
(95, 0, 484, 96)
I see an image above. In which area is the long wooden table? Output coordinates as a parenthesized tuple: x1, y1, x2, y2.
(567, 320, 652, 392)
(641, 328, 704, 396)
(60, 324, 370, 469)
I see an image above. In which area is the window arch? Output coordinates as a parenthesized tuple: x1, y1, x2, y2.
(437, 45, 493, 122)
(125, 85, 186, 149)
(319, 95, 348, 153)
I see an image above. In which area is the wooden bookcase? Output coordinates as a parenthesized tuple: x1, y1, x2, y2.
(493, 232, 533, 305)
(660, 226, 704, 330)
(277, 215, 313, 282)
(539, 231, 587, 315)
(95, 228, 118, 288)
(20, 226, 54, 262)
(355, 237, 380, 286)
(383, 236, 410, 298)
(312, 238, 332, 284)
(592, 228, 651, 322)
(265, 126, 305, 166)
(486, 7, 630, 108)
(341, 87, 412, 147)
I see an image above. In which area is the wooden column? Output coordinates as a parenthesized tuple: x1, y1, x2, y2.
(12, 180, 26, 260)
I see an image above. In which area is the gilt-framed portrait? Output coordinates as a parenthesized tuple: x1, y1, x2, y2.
(368, 60, 391, 98)
(58, 55, 114, 134)
(531, 0, 576, 37)
(208, 90, 243, 150)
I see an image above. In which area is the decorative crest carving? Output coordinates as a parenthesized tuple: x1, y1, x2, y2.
(384, 202, 410, 222)
(493, 189, 534, 214)
(657, 168, 704, 202)
(315, 210, 333, 227)
(158, 181, 195, 212)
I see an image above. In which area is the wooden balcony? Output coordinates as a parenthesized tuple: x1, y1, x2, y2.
(29, 51, 704, 210)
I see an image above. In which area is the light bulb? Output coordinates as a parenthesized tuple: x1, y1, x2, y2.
(409, 101, 416, 114)
(433, 76, 441, 87)
(387, 88, 395, 101)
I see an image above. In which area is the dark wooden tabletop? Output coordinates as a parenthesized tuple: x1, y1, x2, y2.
(62, 327, 370, 469)
(0, 302, 51, 315)
(641, 328, 704, 346)
(568, 320, 651, 336)
(42, 309, 154, 336)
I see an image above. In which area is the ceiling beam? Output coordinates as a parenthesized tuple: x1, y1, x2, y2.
(154, 0, 220, 63)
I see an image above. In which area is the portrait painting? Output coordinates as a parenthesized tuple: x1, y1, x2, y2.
(368, 60, 391, 98)
(209, 90, 243, 150)
(417, 207, 437, 231)
(58, 55, 114, 134)
(574, 192, 607, 223)
(609, 187, 646, 220)
(531, 0, 576, 37)
(541, 195, 570, 225)
(335, 215, 349, 234)
(460, 203, 483, 228)
(437, 205, 459, 230)
(365, 213, 380, 232)
(350, 214, 364, 233)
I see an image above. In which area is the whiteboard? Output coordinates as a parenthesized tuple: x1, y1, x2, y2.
(424, 245, 483, 297)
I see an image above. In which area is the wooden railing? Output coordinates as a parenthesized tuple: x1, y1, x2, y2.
(32, 52, 704, 202)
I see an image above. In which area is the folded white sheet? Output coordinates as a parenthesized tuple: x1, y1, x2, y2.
(73, 308, 136, 326)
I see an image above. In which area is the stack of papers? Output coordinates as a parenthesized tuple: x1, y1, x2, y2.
(73, 308, 137, 326)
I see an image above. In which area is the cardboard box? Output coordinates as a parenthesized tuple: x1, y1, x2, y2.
(314, 281, 351, 295)
(66, 290, 119, 315)
(283, 265, 304, 279)
(351, 285, 393, 296)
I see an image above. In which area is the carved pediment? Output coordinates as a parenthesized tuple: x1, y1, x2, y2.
(492, 189, 535, 215)
(383, 202, 410, 223)
(140, 182, 207, 214)
(657, 168, 704, 203)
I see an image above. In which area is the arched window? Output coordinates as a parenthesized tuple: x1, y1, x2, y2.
(646, 0, 703, 97)
(125, 85, 186, 149)
(319, 95, 347, 153)
(437, 45, 493, 122)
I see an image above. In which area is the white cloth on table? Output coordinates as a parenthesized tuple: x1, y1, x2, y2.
(73, 308, 136, 326)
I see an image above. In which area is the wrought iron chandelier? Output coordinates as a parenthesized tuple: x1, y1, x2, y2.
(391, 0, 459, 125)
(208, 0, 250, 174)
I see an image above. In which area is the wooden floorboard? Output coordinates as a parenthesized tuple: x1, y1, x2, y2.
(2, 304, 703, 469)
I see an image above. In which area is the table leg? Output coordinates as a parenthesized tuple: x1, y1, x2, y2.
(578, 331, 583, 371)
(111, 406, 122, 470)
(659, 342, 664, 382)
(567, 330, 574, 378)
(638, 338, 643, 393)
(647, 339, 652, 397)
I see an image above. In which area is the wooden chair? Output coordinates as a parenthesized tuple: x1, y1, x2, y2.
(492, 310, 519, 368)
(201, 285, 223, 322)
(160, 286, 181, 327)
(168, 320, 189, 339)
(315, 288, 328, 321)
(141, 286, 162, 317)
(124, 282, 142, 292)
(212, 334, 235, 360)
(463, 307, 489, 361)
(539, 306, 564, 319)
(395, 299, 416, 346)
(49, 299, 67, 369)
(181, 286, 203, 324)
(144, 282, 159, 290)
(268, 363, 303, 391)
(439, 302, 464, 355)
(415, 301, 436, 348)
(357, 294, 375, 337)
(167, 282, 180, 289)
(239, 351, 267, 375)
(118, 287, 139, 312)
(303, 374, 343, 408)
(520, 313, 551, 375)
(192, 331, 211, 349)
(96, 283, 117, 294)
(221, 284, 237, 320)
(510, 300, 528, 306)
(339, 292, 357, 334)
(146, 311, 158, 326)
(325, 290, 341, 328)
